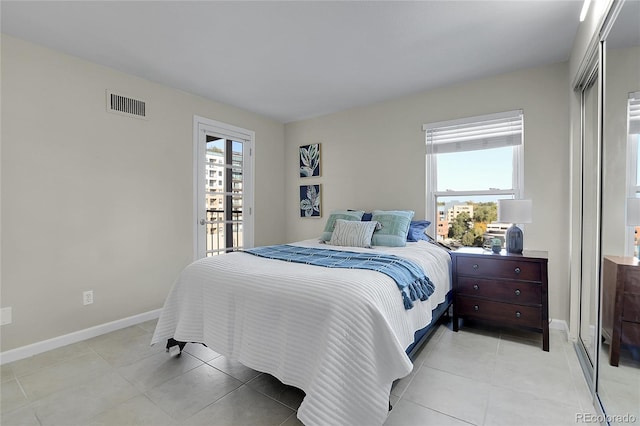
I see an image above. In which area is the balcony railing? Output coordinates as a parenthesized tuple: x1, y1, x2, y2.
(206, 208, 243, 256)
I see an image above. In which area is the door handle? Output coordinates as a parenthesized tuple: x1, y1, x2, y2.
(199, 219, 206, 225)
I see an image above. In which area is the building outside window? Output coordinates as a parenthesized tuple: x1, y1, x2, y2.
(424, 110, 524, 248)
(204, 140, 246, 256)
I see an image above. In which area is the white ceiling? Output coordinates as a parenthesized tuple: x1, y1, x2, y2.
(1, 1, 584, 123)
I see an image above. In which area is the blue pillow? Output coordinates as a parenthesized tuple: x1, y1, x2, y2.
(370, 210, 415, 247)
(347, 210, 373, 221)
(407, 220, 432, 242)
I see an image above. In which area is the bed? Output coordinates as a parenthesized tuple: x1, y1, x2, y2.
(151, 219, 451, 426)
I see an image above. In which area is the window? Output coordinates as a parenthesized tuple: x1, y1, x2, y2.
(628, 92, 640, 195)
(424, 110, 524, 247)
(627, 92, 640, 255)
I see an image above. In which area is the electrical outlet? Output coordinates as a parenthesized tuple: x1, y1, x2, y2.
(83, 290, 94, 305)
(1, 307, 12, 325)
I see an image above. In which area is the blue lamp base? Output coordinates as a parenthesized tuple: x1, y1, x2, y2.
(506, 224, 523, 254)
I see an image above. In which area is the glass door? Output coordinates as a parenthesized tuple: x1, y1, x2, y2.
(194, 116, 254, 259)
(598, 0, 640, 421)
(579, 68, 601, 368)
(204, 136, 246, 256)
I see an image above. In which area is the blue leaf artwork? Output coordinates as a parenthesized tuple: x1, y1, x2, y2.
(300, 185, 321, 217)
(299, 143, 321, 177)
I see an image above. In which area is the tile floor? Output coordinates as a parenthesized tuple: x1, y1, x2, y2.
(597, 343, 640, 424)
(1, 319, 597, 426)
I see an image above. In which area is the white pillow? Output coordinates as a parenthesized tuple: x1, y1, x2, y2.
(329, 219, 379, 248)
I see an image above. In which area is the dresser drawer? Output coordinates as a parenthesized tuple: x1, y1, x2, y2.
(622, 294, 640, 323)
(456, 276, 541, 305)
(621, 321, 640, 346)
(456, 256, 542, 281)
(624, 267, 640, 293)
(455, 296, 542, 329)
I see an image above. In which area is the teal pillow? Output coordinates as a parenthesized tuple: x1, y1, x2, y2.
(371, 210, 415, 247)
(320, 210, 365, 241)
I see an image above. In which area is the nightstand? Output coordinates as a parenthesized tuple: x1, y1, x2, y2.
(451, 247, 549, 351)
(602, 255, 640, 366)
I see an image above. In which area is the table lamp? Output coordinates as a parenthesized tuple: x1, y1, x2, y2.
(498, 199, 532, 254)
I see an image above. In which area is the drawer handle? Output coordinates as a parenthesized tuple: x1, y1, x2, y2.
(473, 264, 479, 270)
(514, 267, 521, 275)
(473, 284, 479, 290)
(474, 305, 479, 311)
(515, 311, 521, 318)
(514, 289, 521, 296)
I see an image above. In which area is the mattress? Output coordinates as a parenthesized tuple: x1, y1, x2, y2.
(151, 239, 451, 426)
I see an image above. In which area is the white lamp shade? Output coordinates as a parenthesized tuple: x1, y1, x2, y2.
(627, 198, 640, 226)
(498, 199, 533, 224)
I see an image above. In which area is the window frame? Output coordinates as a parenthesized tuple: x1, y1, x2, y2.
(193, 115, 255, 259)
(626, 92, 640, 255)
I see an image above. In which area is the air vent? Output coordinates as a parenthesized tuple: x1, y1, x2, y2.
(106, 90, 147, 119)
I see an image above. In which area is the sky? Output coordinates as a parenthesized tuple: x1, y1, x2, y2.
(437, 146, 513, 193)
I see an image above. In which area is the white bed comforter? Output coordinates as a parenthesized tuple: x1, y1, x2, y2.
(151, 239, 451, 426)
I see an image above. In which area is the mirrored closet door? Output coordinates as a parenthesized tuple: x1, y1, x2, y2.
(574, 27, 603, 393)
(579, 63, 601, 372)
(599, 0, 640, 421)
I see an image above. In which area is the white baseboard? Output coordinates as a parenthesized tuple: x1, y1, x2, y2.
(550, 318, 570, 340)
(0, 314, 573, 365)
(0, 309, 161, 365)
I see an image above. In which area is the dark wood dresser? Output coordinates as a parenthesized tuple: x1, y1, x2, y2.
(602, 255, 640, 366)
(451, 248, 549, 351)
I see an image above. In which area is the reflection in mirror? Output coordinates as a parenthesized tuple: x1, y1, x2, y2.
(579, 70, 600, 367)
(600, 0, 640, 421)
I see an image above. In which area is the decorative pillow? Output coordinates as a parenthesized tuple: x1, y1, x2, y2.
(406, 220, 432, 242)
(348, 210, 373, 221)
(329, 219, 379, 248)
(371, 210, 415, 247)
(320, 210, 365, 241)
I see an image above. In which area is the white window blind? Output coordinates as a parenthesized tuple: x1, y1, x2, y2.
(629, 92, 640, 135)
(423, 110, 523, 154)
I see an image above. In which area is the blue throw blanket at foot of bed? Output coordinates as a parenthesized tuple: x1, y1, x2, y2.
(244, 244, 435, 309)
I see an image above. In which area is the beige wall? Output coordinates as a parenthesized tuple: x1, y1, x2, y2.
(285, 62, 571, 323)
(0, 35, 286, 351)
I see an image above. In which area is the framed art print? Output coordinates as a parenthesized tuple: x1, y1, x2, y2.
(299, 143, 321, 177)
(300, 184, 321, 217)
